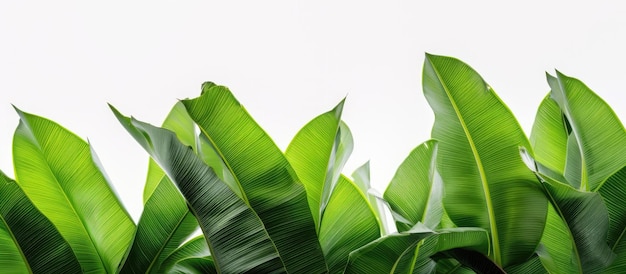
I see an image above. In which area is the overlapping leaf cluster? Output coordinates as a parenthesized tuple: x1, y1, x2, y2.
(1, 54, 624, 273)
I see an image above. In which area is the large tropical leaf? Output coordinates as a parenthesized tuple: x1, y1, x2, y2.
(529, 72, 626, 272)
(422, 53, 547, 266)
(598, 167, 626, 273)
(539, 173, 614, 273)
(118, 176, 198, 273)
(12, 108, 135, 273)
(161, 235, 212, 273)
(0, 170, 81, 273)
(120, 102, 200, 273)
(384, 140, 443, 231)
(344, 224, 489, 273)
(351, 161, 388, 235)
(529, 96, 569, 177)
(284, 100, 350, 229)
(545, 72, 626, 191)
(143, 101, 198, 202)
(319, 175, 380, 273)
(112, 107, 288, 273)
(181, 82, 328, 273)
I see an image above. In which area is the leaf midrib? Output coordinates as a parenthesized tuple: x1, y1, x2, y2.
(17, 120, 108, 272)
(190, 113, 289, 271)
(427, 57, 501, 265)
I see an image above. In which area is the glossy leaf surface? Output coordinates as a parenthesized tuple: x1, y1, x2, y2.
(182, 83, 328, 273)
(12, 108, 135, 273)
(113, 107, 287, 273)
(422, 53, 547, 266)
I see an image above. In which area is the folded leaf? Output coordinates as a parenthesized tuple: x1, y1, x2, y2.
(539, 172, 614, 273)
(285, 100, 350, 230)
(385, 140, 443, 231)
(600, 167, 626, 273)
(112, 107, 287, 273)
(161, 235, 211, 273)
(545, 72, 626, 191)
(182, 82, 328, 273)
(344, 224, 488, 273)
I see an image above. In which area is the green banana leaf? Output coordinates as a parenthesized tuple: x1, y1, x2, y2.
(529, 72, 626, 272)
(181, 82, 328, 273)
(384, 140, 443, 231)
(529, 96, 569, 177)
(284, 100, 351, 230)
(545, 72, 626, 191)
(422, 53, 547, 267)
(119, 102, 200, 273)
(161, 235, 212, 273)
(12, 107, 135, 273)
(118, 176, 198, 273)
(283, 101, 379, 272)
(539, 172, 614, 273)
(112, 107, 289, 273)
(596, 167, 626, 273)
(344, 224, 489, 273)
(0, 170, 81, 273)
(352, 161, 389, 235)
(144, 101, 198, 202)
(167, 257, 216, 274)
(319, 175, 380, 273)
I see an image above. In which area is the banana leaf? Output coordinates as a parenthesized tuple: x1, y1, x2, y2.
(181, 82, 328, 273)
(422, 53, 547, 266)
(384, 140, 443, 231)
(12, 107, 135, 273)
(0, 170, 81, 273)
(113, 107, 289, 273)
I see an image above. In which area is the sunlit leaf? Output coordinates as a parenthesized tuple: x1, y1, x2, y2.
(12, 108, 135, 273)
(182, 82, 328, 273)
(422, 53, 547, 266)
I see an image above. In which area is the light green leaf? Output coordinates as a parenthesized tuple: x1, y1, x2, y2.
(112, 107, 287, 273)
(344, 224, 489, 274)
(182, 82, 328, 273)
(384, 140, 443, 231)
(352, 161, 388, 235)
(12, 108, 135, 273)
(546, 72, 626, 191)
(0, 170, 81, 273)
(422, 53, 547, 266)
(119, 176, 198, 273)
(319, 175, 380, 273)
(284, 100, 350, 230)
(529, 96, 569, 178)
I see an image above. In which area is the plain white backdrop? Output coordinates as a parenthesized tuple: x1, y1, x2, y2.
(1, 1, 625, 221)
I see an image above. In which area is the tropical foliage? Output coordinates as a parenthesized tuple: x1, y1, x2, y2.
(1, 54, 624, 273)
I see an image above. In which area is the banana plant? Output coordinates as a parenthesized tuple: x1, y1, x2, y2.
(526, 71, 626, 273)
(1, 53, 624, 273)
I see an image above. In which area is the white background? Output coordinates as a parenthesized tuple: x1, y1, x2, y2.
(1, 1, 625, 222)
